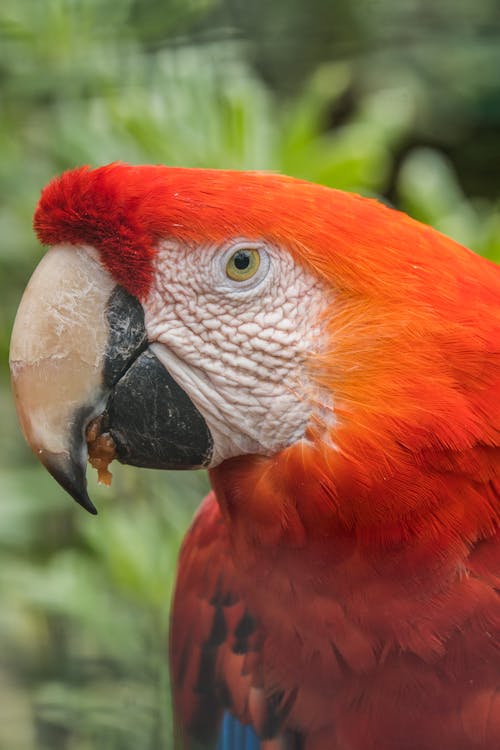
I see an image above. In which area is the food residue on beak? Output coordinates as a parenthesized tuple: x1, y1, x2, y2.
(86, 416, 117, 486)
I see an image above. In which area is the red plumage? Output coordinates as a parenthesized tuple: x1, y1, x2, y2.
(34, 164, 500, 748)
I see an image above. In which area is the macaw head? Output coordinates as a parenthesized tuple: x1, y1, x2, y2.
(10, 164, 500, 526)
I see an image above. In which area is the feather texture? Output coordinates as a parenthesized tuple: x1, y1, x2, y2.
(170, 494, 299, 750)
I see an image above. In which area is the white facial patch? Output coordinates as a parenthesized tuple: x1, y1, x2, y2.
(144, 240, 332, 466)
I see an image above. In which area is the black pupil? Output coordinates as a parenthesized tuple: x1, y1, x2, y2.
(234, 251, 251, 270)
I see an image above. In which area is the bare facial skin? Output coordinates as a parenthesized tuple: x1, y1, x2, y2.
(145, 240, 332, 465)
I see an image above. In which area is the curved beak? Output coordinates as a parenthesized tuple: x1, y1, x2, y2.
(9, 244, 213, 514)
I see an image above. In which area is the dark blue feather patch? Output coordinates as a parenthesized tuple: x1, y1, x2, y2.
(216, 712, 260, 750)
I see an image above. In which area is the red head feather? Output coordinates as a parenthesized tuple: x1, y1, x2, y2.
(34, 162, 499, 302)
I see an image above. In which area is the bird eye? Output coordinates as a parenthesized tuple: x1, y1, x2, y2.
(225, 248, 260, 281)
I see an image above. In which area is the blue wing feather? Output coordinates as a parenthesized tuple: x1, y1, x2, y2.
(216, 712, 260, 750)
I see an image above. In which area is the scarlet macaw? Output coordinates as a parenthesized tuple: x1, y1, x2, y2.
(9, 164, 500, 750)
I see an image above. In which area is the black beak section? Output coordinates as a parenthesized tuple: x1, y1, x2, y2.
(41, 451, 98, 515)
(106, 348, 214, 469)
(101, 286, 213, 471)
(54, 285, 213, 514)
(71, 286, 214, 511)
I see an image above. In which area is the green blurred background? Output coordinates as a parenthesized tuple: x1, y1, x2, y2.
(1, 1, 499, 748)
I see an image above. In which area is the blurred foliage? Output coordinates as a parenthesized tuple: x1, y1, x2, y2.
(0, 0, 499, 748)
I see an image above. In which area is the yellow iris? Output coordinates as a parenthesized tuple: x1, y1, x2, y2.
(225, 248, 260, 281)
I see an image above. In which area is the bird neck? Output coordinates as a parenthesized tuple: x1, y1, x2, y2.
(209, 439, 499, 582)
